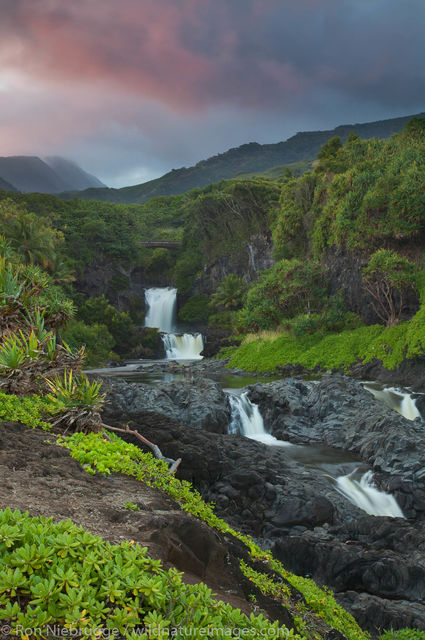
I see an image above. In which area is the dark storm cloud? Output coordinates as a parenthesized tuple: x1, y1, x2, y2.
(1, 0, 423, 109)
(0, 0, 424, 186)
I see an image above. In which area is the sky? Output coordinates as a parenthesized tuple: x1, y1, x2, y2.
(0, 0, 424, 188)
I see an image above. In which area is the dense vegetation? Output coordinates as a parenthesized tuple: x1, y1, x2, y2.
(226, 118, 425, 373)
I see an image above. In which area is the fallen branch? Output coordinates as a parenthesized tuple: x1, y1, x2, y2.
(102, 423, 182, 474)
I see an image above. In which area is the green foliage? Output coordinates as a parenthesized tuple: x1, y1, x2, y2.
(0, 198, 64, 271)
(0, 251, 75, 336)
(44, 372, 105, 434)
(146, 248, 173, 275)
(178, 295, 212, 324)
(317, 136, 343, 171)
(0, 508, 296, 639)
(362, 250, 416, 327)
(77, 296, 135, 354)
(208, 311, 235, 329)
(0, 391, 55, 430)
(273, 173, 315, 259)
(379, 630, 425, 640)
(209, 274, 246, 311)
(228, 284, 425, 373)
(61, 320, 115, 367)
(269, 118, 425, 258)
(174, 251, 203, 295)
(109, 272, 130, 292)
(46, 371, 105, 411)
(0, 391, 369, 638)
(124, 501, 140, 511)
(235, 259, 327, 333)
(227, 325, 385, 373)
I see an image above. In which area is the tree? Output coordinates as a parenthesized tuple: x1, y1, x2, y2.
(0, 199, 62, 268)
(209, 274, 246, 311)
(362, 250, 416, 327)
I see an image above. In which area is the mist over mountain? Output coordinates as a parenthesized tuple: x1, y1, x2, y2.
(59, 112, 425, 204)
(0, 156, 106, 194)
(44, 157, 106, 191)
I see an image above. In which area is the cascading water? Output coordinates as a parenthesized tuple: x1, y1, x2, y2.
(144, 287, 204, 360)
(144, 287, 176, 333)
(228, 392, 287, 446)
(363, 383, 421, 421)
(162, 333, 204, 360)
(228, 391, 404, 517)
(335, 469, 405, 518)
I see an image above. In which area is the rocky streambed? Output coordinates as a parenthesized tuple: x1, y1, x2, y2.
(102, 374, 425, 633)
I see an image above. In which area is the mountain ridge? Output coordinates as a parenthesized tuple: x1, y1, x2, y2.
(59, 111, 425, 204)
(0, 155, 106, 194)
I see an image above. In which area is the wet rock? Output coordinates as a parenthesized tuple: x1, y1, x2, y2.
(103, 375, 425, 632)
(248, 375, 425, 518)
(104, 377, 231, 434)
(272, 516, 425, 632)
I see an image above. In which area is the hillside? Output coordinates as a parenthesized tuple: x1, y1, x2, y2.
(0, 155, 105, 193)
(0, 175, 17, 192)
(60, 111, 425, 204)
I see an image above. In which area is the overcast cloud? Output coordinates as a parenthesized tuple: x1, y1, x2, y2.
(0, 0, 424, 187)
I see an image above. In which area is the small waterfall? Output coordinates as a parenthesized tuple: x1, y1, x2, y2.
(400, 393, 421, 421)
(335, 470, 405, 518)
(364, 383, 421, 421)
(228, 392, 285, 445)
(144, 287, 176, 333)
(163, 333, 204, 360)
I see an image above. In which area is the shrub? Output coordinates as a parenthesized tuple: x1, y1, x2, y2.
(62, 320, 115, 367)
(235, 259, 328, 333)
(178, 295, 212, 324)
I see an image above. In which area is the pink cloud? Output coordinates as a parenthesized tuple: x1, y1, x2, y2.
(0, 0, 308, 111)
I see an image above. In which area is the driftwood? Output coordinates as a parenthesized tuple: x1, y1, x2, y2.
(103, 423, 182, 474)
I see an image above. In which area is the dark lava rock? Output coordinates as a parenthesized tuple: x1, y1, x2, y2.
(272, 516, 425, 632)
(104, 377, 231, 434)
(102, 375, 425, 632)
(248, 375, 425, 518)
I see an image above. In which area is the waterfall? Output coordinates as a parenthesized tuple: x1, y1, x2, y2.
(163, 333, 204, 360)
(335, 470, 405, 518)
(400, 392, 421, 421)
(144, 287, 176, 333)
(144, 287, 204, 360)
(228, 392, 285, 445)
(363, 384, 421, 421)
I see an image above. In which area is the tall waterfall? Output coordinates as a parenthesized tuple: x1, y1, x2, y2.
(144, 287, 176, 333)
(144, 287, 204, 360)
(228, 392, 284, 445)
(335, 470, 405, 518)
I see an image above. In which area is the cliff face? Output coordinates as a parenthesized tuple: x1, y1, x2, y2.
(194, 230, 274, 295)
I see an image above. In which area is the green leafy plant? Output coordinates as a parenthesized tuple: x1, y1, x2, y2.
(362, 250, 416, 327)
(0, 508, 300, 639)
(45, 371, 105, 433)
(124, 502, 140, 512)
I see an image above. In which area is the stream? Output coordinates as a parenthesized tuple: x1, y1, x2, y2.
(89, 287, 423, 520)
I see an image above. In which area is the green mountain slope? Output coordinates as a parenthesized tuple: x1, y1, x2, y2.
(60, 112, 425, 204)
(0, 176, 17, 192)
